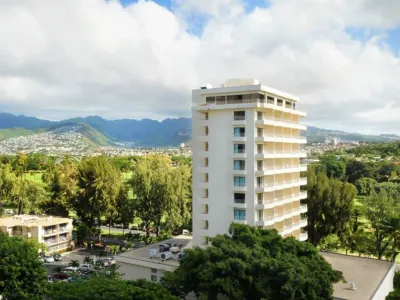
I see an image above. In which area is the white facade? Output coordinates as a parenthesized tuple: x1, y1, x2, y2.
(192, 79, 308, 246)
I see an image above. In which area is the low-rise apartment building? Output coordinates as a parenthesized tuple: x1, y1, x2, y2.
(0, 214, 73, 253)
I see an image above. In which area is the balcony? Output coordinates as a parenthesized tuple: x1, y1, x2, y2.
(255, 134, 307, 144)
(300, 218, 307, 228)
(233, 201, 247, 209)
(255, 164, 307, 176)
(44, 229, 58, 236)
(233, 136, 246, 142)
(255, 117, 307, 130)
(59, 226, 69, 232)
(233, 185, 247, 192)
(300, 231, 308, 241)
(255, 150, 307, 159)
(255, 179, 306, 193)
(300, 204, 308, 214)
(256, 216, 275, 227)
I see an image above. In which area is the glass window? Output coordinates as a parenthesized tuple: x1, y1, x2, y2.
(256, 177, 263, 187)
(257, 193, 263, 204)
(206, 97, 215, 104)
(234, 176, 246, 187)
(234, 209, 246, 220)
(257, 160, 263, 171)
(257, 111, 263, 120)
(151, 275, 157, 282)
(234, 193, 245, 204)
(234, 111, 245, 120)
(234, 127, 245, 137)
(151, 268, 157, 274)
(257, 128, 263, 137)
(234, 144, 245, 153)
(258, 210, 263, 221)
(257, 144, 263, 154)
(234, 160, 245, 170)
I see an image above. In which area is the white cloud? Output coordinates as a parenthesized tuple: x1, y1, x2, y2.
(0, 0, 400, 133)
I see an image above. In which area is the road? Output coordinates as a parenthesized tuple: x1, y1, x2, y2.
(100, 226, 156, 236)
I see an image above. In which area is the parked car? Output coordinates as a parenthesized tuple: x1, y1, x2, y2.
(44, 254, 55, 263)
(53, 254, 63, 261)
(130, 225, 139, 231)
(182, 229, 190, 235)
(95, 259, 109, 268)
(103, 257, 116, 266)
(79, 264, 93, 272)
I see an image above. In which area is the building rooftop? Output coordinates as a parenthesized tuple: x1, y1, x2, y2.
(116, 236, 193, 270)
(321, 252, 394, 300)
(0, 215, 71, 227)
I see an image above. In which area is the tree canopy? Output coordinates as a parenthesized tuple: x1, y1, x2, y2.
(50, 278, 179, 300)
(0, 233, 48, 300)
(162, 224, 344, 300)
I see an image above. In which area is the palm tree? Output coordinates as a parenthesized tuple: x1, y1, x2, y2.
(69, 260, 80, 267)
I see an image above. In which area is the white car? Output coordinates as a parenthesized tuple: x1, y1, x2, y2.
(44, 255, 55, 263)
(62, 267, 79, 274)
(182, 229, 190, 235)
(79, 264, 93, 272)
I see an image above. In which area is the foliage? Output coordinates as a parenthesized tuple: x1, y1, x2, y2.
(306, 166, 357, 246)
(0, 233, 48, 300)
(317, 155, 346, 179)
(386, 290, 400, 300)
(319, 234, 341, 251)
(129, 156, 190, 237)
(162, 224, 343, 300)
(49, 278, 179, 300)
(72, 157, 121, 240)
(394, 271, 400, 291)
(114, 186, 135, 233)
(363, 189, 400, 259)
(41, 158, 77, 217)
(354, 177, 377, 196)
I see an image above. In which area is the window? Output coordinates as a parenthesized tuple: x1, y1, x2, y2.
(257, 160, 263, 171)
(204, 157, 209, 167)
(206, 96, 215, 104)
(257, 111, 263, 120)
(204, 173, 208, 182)
(234, 209, 246, 220)
(277, 99, 283, 106)
(204, 220, 209, 229)
(257, 128, 264, 137)
(204, 142, 209, 151)
(258, 210, 263, 221)
(257, 193, 263, 204)
(234, 193, 245, 204)
(257, 144, 263, 154)
(234, 144, 245, 154)
(256, 177, 263, 187)
(234, 111, 245, 120)
(151, 268, 157, 274)
(204, 112, 209, 120)
(216, 96, 226, 104)
(234, 160, 245, 170)
(205, 126, 209, 136)
(151, 275, 157, 282)
(267, 96, 274, 104)
(234, 127, 245, 137)
(234, 176, 246, 187)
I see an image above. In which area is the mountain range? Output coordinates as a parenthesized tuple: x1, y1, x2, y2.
(0, 112, 398, 147)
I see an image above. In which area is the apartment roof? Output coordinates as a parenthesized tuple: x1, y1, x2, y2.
(321, 252, 394, 300)
(116, 236, 193, 270)
(0, 215, 72, 227)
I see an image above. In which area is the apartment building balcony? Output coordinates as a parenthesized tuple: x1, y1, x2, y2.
(300, 204, 308, 214)
(233, 186, 247, 192)
(255, 118, 307, 131)
(44, 229, 58, 236)
(233, 219, 247, 225)
(232, 119, 246, 126)
(198, 212, 209, 221)
(300, 218, 307, 228)
(300, 231, 308, 241)
(280, 224, 294, 236)
(255, 193, 306, 210)
(255, 178, 307, 193)
(255, 215, 275, 227)
(255, 164, 307, 176)
(233, 202, 247, 209)
(255, 135, 307, 144)
(255, 150, 307, 159)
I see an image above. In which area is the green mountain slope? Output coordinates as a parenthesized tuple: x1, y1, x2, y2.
(75, 123, 114, 146)
(0, 128, 45, 139)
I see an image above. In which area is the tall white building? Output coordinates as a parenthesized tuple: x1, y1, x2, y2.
(192, 79, 308, 246)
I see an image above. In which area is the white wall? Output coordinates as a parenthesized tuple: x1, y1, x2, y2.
(372, 263, 395, 300)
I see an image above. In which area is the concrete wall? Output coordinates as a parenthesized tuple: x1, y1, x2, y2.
(372, 263, 396, 300)
(119, 262, 166, 283)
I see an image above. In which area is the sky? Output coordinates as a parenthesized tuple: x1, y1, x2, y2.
(1, 0, 400, 134)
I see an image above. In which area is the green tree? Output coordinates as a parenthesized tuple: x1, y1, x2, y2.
(306, 167, 357, 246)
(363, 189, 400, 259)
(114, 187, 135, 235)
(50, 278, 179, 300)
(42, 160, 77, 217)
(129, 156, 190, 237)
(10, 179, 47, 214)
(0, 233, 48, 300)
(354, 177, 377, 196)
(387, 290, 400, 300)
(72, 157, 121, 241)
(318, 155, 346, 179)
(162, 224, 344, 300)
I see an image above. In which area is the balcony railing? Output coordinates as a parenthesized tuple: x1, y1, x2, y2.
(234, 116, 246, 121)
